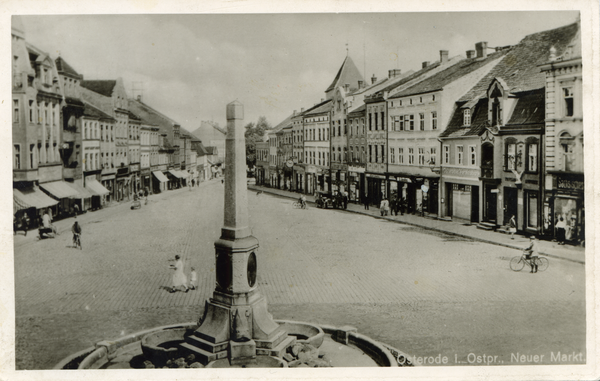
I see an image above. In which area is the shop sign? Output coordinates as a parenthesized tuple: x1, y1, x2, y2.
(396, 177, 412, 183)
(348, 166, 365, 173)
(557, 177, 584, 191)
(443, 166, 480, 178)
(367, 174, 386, 179)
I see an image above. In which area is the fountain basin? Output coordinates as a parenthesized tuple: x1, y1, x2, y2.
(276, 320, 325, 348)
(206, 356, 287, 368)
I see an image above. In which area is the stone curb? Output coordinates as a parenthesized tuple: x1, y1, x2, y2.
(249, 186, 584, 265)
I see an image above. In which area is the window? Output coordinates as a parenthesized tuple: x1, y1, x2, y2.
(492, 98, 501, 126)
(399, 115, 404, 131)
(381, 145, 385, 163)
(381, 112, 385, 130)
(13, 99, 19, 122)
(432, 95, 436, 101)
(408, 148, 414, 164)
(390, 148, 395, 164)
(463, 109, 471, 126)
(430, 147, 436, 165)
(418, 148, 425, 165)
(419, 96, 423, 103)
(369, 145, 373, 163)
(394, 116, 400, 131)
(506, 143, 516, 170)
(14, 145, 20, 169)
(85, 153, 89, 171)
(409, 115, 414, 130)
(399, 148, 404, 164)
(431, 111, 437, 130)
(419, 113, 425, 130)
(344, 119, 347, 135)
(469, 145, 476, 166)
(443, 145, 450, 164)
(528, 143, 538, 172)
(29, 100, 34, 123)
(30, 144, 35, 168)
(563, 87, 574, 117)
(369, 113, 372, 131)
(374, 112, 378, 130)
(457, 146, 464, 165)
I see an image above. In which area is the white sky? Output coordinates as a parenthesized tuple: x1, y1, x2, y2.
(19, 11, 578, 132)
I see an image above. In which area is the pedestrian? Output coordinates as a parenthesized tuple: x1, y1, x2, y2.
(191, 179, 195, 188)
(380, 198, 389, 216)
(508, 215, 517, 240)
(555, 216, 566, 245)
(363, 194, 369, 210)
(169, 255, 189, 293)
(524, 235, 539, 273)
(23, 213, 30, 236)
(400, 197, 406, 215)
(189, 267, 198, 290)
(42, 209, 58, 235)
(343, 191, 348, 210)
(390, 195, 398, 216)
(72, 217, 82, 249)
(74, 203, 80, 216)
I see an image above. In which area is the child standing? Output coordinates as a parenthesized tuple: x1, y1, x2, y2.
(189, 267, 198, 290)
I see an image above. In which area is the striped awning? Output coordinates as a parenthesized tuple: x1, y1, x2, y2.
(152, 171, 169, 183)
(14, 187, 58, 211)
(67, 182, 94, 199)
(86, 179, 110, 196)
(39, 181, 79, 199)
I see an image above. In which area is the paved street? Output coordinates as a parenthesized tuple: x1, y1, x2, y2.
(14, 179, 585, 369)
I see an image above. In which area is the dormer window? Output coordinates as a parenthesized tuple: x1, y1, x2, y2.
(491, 98, 502, 126)
(463, 109, 471, 126)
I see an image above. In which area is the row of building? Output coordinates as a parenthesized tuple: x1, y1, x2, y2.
(255, 21, 583, 244)
(11, 18, 223, 224)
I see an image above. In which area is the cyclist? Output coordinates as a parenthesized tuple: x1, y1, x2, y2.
(300, 194, 307, 209)
(72, 217, 82, 249)
(524, 235, 538, 273)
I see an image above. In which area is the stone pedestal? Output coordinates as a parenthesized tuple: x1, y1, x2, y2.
(181, 101, 294, 366)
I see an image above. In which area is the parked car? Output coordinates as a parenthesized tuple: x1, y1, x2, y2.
(315, 191, 337, 209)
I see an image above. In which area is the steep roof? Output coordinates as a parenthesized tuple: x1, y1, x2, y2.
(55, 56, 81, 78)
(440, 98, 489, 138)
(505, 89, 545, 127)
(81, 80, 117, 97)
(459, 22, 579, 101)
(128, 98, 179, 141)
(302, 99, 333, 116)
(325, 56, 364, 93)
(273, 113, 294, 131)
(83, 101, 115, 121)
(390, 51, 506, 99)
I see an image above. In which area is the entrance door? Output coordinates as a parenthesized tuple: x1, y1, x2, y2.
(446, 183, 453, 217)
(504, 187, 518, 225)
(484, 184, 497, 222)
(471, 185, 479, 222)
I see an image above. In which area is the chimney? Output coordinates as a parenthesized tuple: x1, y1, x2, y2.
(422, 61, 430, 69)
(466, 50, 476, 59)
(475, 42, 488, 58)
(344, 83, 350, 92)
(137, 94, 142, 101)
(371, 74, 377, 84)
(388, 70, 394, 79)
(358, 80, 364, 88)
(440, 50, 449, 63)
(389, 69, 402, 78)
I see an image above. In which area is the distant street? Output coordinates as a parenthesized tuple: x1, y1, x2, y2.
(14, 179, 585, 369)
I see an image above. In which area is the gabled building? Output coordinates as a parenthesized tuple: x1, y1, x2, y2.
(191, 121, 226, 163)
(386, 46, 506, 215)
(540, 21, 583, 244)
(439, 22, 579, 236)
(291, 108, 306, 191)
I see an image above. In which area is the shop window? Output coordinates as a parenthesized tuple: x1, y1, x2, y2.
(527, 192, 538, 229)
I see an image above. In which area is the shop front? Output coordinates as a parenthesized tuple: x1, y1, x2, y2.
(293, 165, 305, 193)
(544, 172, 584, 245)
(347, 166, 365, 203)
(366, 173, 386, 206)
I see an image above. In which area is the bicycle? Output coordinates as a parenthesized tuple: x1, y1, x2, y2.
(292, 201, 308, 209)
(509, 251, 548, 272)
(73, 233, 82, 250)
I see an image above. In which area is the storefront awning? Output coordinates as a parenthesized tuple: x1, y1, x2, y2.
(153, 171, 169, 183)
(14, 187, 58, 211)
(39, 181, 79, 199)
(67, 182, 94, 199)
(86, 179, 110, 196)
(168, 169, 185, 179)
(177, 170, 190, 178)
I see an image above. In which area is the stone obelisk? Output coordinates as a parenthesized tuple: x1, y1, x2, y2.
(181, 101, 294, 366)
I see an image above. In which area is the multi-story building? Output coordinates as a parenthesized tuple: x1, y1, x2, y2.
(81, 78, 131, 201)
(128, 111, 141, 195)
(439, 22, 579, 235)
(267, 128, 280, 188)
(255, 139, 269, 186)
(140, 120, 160, 193)
(327, 56, 364, 195)
(282, 122, 294, 190)
(540, 21, 583, 244)
(386, 46, 506, 215)
(191, 121, 227, 164)
(346, 104, 367, 202)
(291, 109, 305, 191)
(302, 99, 332, 194)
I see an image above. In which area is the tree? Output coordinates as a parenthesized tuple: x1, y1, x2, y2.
(245, 116, 271, 168)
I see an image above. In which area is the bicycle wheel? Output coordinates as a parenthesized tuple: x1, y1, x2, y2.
(510, 256, 525, 271)
(292, 202, 300, 209)
(536, 257, 549, 272)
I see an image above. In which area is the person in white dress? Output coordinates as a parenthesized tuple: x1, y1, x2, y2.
(170, 255, 188, 292)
